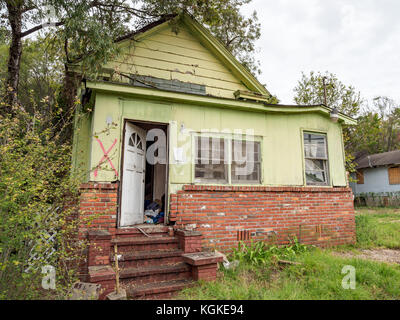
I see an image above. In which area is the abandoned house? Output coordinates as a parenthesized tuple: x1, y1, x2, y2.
(70, 14, 357, 299)
(351, 150, 400, 206)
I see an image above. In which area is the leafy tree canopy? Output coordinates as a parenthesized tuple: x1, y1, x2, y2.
(1, 0, 262, 107)
(293, 71, 363, 118)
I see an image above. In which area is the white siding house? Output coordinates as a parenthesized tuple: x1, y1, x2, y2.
(350, 150, 400, 206)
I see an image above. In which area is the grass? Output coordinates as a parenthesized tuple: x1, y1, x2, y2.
(177, 207, 400, 300)
(178, 249, 400, 300)
(355, 207, 400, 249)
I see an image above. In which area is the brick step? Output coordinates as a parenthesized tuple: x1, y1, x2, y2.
(111, 249, 184, 268)
(120, 263, 191, 287)
(126, 279, 195, 300)
(116, 226, 170, 238)
(111, 236, 179, 252)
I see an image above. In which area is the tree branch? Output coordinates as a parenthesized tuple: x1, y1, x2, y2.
(20, 21, 65, 38)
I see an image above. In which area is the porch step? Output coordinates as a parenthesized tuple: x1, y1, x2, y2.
(126, 279, 195, 300)
(112, 236, 179, 252)
(111, 249, 184, 268)
(116, 225, 170, 238)
(120, 263, 190, 279)
(119, 263, 191, 287)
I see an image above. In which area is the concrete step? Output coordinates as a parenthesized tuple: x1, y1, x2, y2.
(111, 249, 184, 268)
(126, 279, 195, 300)
(111, 236, 179, 252)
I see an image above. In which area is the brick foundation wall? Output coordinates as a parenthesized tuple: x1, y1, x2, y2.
(170, 185, 356, 252)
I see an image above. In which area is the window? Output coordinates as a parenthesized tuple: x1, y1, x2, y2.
(388, 167, 400, 185)
(194, 135, 261, 184)
(194, 136, 228, 183)
(231, 139, 261, 184)
(356, 170, 364, 184)
(303, 132, 329, 186)
(128, 132, 143, 150)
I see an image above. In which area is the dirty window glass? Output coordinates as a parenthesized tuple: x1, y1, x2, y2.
(303, 133, 329, 185)
(194, 136, 228, 183)
(231, 140, 261, 184)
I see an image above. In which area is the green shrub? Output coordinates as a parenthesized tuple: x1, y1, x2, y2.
(0, 101, 87, 299)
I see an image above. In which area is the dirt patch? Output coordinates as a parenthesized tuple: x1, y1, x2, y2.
(332, 249, 400, 265)
(377, 219, 400, 223)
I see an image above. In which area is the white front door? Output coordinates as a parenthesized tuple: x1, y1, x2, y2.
(120, 123, 146, 227)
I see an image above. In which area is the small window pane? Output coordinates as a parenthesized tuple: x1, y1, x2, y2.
(306, 171, 327, 184)
(305, 159, 325, 171)
(232, 140, 261, 184)
(232, 162, 261, 183)
(128, 133, 136, 147)
(304, 133, 327, 159)
(194, 136, 227, 183)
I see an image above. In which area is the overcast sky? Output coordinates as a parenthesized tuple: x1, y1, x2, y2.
(242, 0, 400, 106)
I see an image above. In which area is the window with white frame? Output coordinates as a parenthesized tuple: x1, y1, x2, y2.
(194, 135, 261, 184)
(303, 132, 329, 186)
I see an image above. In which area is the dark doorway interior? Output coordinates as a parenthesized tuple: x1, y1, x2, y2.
(131, 121, 168, 224)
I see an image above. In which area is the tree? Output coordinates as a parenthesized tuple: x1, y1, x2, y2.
(142, 0, 262, 75)
(1, 0, 262, 110)
(348, 97, 400, 156)
(293, 71, 363, 118)
(293, 71, 365, 172)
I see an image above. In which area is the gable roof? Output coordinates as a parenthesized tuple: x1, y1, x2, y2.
(356, 150, 400, 169)
(115, 13, 270, 97)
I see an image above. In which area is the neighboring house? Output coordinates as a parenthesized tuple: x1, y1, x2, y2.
(350, 150, 400, 205)
(70, 14, 357, 298)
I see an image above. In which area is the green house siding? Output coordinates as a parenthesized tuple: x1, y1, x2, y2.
(102, 22, 249, 99)
(71, 106, 93, 182)
(72, 89, 348, 192)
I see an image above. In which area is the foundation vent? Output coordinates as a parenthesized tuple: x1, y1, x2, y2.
(237, 230, 251, 241)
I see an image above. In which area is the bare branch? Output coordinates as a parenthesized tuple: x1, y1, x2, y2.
(20, 21, 65, 38)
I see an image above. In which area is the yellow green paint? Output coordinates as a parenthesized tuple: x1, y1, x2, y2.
(72, 85, 350, 192)
(70, 13, 355, 198)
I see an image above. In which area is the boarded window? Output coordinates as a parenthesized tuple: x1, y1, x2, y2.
(389, 167, 400, 185)
(356, 171, 364, 184)
(303, 133, 329, 186)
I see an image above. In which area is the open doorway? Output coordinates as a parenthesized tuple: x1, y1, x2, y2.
(119, 120, 168, 228)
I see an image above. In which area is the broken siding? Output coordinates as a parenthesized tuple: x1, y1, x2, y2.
(104, 24, 248, 99)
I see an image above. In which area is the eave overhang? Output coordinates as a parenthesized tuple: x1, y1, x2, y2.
(85, 80, 357, 125)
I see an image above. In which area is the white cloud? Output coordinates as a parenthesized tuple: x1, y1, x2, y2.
(242, 0, 400, 105)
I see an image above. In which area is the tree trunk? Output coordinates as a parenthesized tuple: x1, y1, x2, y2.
(57, 65, 82, 144)
(5, 2, 23, 110)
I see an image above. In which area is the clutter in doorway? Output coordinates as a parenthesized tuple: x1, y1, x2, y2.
(144, 199, 165, 224)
